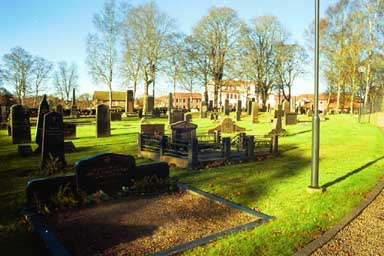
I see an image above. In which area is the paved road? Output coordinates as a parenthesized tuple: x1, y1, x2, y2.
(312, 190, 384, 256)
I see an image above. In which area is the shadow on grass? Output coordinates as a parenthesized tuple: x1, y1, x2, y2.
(174, 144, 311, 206)
(287, 129, 312, 137)
(322, 155, 384, 189)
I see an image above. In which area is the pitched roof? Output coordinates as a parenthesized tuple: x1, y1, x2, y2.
(93, 91, 127, 101)
(172, 92, 202, 99)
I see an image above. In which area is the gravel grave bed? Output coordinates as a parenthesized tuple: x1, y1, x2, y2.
(312, 190, 384, 256)
(46, 190, 259, 255)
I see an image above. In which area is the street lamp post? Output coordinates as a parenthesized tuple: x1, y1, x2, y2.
(309, 0, 321, 190)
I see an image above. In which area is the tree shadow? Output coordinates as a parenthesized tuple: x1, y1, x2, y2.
(321, 155, 384, 189)
(286, 129, 312, 137)
(174, 144, 311, 206)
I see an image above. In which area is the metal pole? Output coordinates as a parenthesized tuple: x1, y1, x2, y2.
(310, 0, 320, 189)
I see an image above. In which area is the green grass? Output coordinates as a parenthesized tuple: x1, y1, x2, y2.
(1, 113, 383, 255)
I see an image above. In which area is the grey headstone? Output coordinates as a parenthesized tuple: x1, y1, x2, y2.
(224, 99, 230, 115)
(185, 113, 192, 122)
(10, 104, 31, 144)
(252, 102, 259, 124)
(170, 121, 197, 144)
(111, 112, 122, 121)
(35, 95, 50, 150)
(126, 90, 134, 114)
(96, 104, 111, 137)
(41, 112, 66, 169)
(169, 109, 184, 125)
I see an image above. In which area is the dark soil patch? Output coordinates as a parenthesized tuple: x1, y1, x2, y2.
(47, 190, 259, 255)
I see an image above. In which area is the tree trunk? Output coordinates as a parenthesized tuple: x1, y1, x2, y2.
(133, 80, 137, 106)
(214, 82, 219, 109)
(350, 89, 355, 114)
(336, 82, 341, 114)
(108, 86, 113, 109)
(143, 81, 149, 115)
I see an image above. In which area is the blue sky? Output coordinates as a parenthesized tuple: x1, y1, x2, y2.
(0, 0, 337, 96)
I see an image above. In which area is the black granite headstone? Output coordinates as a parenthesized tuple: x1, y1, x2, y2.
(35, 95, 50, 151)
(96, 104, 111, 137)
(41, 112, 66, 169)
(76, 153, 136, 194)
(18, 145, 33, 157)
(10, 104, 31, 144)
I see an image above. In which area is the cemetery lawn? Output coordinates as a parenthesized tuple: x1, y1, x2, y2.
(1, 113, 384, 255)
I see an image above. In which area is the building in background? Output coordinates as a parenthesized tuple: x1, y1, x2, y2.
(207, 80, 277, 109)
(296, 93, 362, 113)
(156, 92, 202, 109)
(92, 91, 126, 108)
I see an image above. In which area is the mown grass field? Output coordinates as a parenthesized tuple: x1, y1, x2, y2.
(0, 112, 383, 255)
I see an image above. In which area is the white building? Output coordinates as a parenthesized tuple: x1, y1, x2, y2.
(207, 80, 277, 109)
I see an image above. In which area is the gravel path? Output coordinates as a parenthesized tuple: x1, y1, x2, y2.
(312, 190, 384, 256)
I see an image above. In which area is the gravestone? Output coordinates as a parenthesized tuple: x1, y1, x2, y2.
(35, 95, 50, 152)
(169, 109, 184, 125)
(10, 104, 31, 144)
(126, 90, 134, 114)
(236, 100, 242, 121)
(96, 104, 111, 137)
(185, 113, 192, 122)
(168, 93, 173, 114)
(283, 100, 290, 114)
(63, 123, 76, 139)
(111, 112, 122, 121)
(224, 99, 230, 115)
(285, 112, 298, 125)
(18, 145, 33, 157)
(41, 112, 66, 169)
(0, 106, 8, 129)
(209, 100, 213, 111)
(170, 121, 198, 144)
(276, 104, 283, 132)
(71, 88, 79, 118)
(247, 100, 253, 115)
(200, 102, 208, 118)
(76, 153, 136, 194)
(147, 96, 154, 114)
(56, 104, 63, 115)
(252, 102, 259, 123)
(64, 141, 76, 153)
(208, 117, 245, 134)
(210, 112, 215, 120)
(140, 123, 164, 137)
(306, 109, 314, 117)
(138, 109, 143, 118)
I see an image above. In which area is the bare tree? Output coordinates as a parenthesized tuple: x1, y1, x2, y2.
(124, 1, 176, 114)
(192, 7, 243, 108)
(0, 47, 34, 105)
(86, 0, 123, 108)
(31, 57, 53, 108)
(121, 35, 142, 103)
(240, 16, 288, 110)
(164, 33, 185, 95)
(275, 43, 308, 102)
(53, 62, 79, 103)
(184, 35, 211, 103)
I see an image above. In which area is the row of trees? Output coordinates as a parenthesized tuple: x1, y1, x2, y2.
(86, 0, 307, 113)
(0, 47, 80, 107)
(318, 0, 384, 113)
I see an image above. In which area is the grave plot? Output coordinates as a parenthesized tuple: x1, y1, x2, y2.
(25, 153, 272, 256)
(45, 190, 263, 256)
(138, 121, 279, 169)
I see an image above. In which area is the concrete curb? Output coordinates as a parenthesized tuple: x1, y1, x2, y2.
(295, 179, 384, 256)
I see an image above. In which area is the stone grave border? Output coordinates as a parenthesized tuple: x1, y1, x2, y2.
(23, 173, 273, 256)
